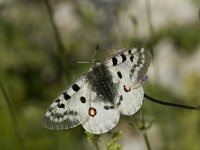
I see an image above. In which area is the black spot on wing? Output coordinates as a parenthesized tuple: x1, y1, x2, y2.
(117, 71, 122, 79)
(104, 105, 109, 110)
(130, 55, 134, 62)
(131, 57, 142, 74)
(55, 114, 62, 119)
(133, 64, 137, 68)
(112, 57, 118, 66)
(80, 96, 86, 103)
(110, 105, 115, 109)
(128, 49, 132, 54)
(63, 92, 71, 100)
(120, 95, 123, 101)
(72, 84, 80, 92)
(121, 53, 127, 62)
(104, 105, 115, 110)
(54, 98, 60, 103)
(117, 95, 123, 106)
(64, 110, 78, 116)
(58, 103, 65, 108)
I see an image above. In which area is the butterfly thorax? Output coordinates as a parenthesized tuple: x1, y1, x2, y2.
(87, 63, 118, 103)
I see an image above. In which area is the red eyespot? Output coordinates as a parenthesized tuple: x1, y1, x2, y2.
(88, 107, 97, 117)
(123, 85, 131, 92)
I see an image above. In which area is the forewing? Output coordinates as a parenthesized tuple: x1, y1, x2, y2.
(104, 47, 151, 83)
(104, 48, 151, 115)
(44, 75, 90, 130)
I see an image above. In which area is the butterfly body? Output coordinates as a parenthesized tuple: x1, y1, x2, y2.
(44, 47, 151, 134)
(87, 63, 118, 104)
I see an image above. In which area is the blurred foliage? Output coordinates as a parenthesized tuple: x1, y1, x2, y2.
(86, 132, 98, 144)
(106, 131, 122, 150)
(0, 0, 200, 150)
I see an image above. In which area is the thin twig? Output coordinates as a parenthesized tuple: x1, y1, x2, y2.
(141, 107, 152, 150)
(94, 141, 100, 150)
(144, 93, 200, 111)
(44, 0, 69, 78)
(44, 0, 65, 54)
(143, 133, 152, 150)
(93, 134, 100, 150)
(85, 131, 100, 150)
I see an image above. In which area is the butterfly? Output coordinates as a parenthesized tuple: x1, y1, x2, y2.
(44, 47, 152, 134)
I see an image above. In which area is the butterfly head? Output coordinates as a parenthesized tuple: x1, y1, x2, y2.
(92, 59, 100, 65)
(89, 59, 101, 71)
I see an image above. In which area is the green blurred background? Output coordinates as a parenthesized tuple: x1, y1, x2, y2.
(0, 0, 200, 150)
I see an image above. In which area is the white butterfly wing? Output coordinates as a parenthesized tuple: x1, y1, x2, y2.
(104, 48, 151, 115)
(44, 75, 90, 130)
(82, 99, 120, 134)
(105, 47, 151, 83)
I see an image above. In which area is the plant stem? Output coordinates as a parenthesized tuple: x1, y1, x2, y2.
(143, 132, 152, 150)
(94, 134, 100, 150)
(141, 107, 152, 150)
(44, 0, 65, 54)
(94, 141, 100, 150)
(44, 0, 69, 78)
(144, 93, 200, 111)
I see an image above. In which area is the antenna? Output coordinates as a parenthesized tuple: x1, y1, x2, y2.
(72, 60, 91, 64)
(92, 45, 99, 61)
(72, 45, 100, 64)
